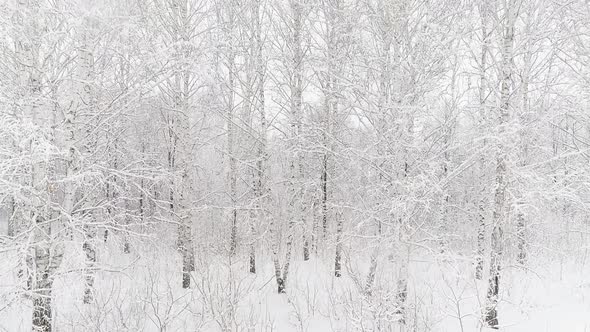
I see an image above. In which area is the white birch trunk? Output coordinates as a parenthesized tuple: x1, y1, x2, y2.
(516, 6, 533, 267)
(76, 30, 97, 304)
(484, 1, 516, 327)
(271, 0, 305, 294)
(249, 0, 267, 273)
(475, 0, 491, 281)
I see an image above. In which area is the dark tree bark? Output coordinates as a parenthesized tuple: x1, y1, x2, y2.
(82, 223, 96, 304)
(321, 154, 328, 240)
(475, 194, 486, 280)
(334, 211, 343, 277)
(303, 236, 310, 261)
(249, 246, 256, 274)
(32, 288, 52, 332)
(516, 209, 527, 266)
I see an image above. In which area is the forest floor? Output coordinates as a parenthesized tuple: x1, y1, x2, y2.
(0, 237, 589, 331)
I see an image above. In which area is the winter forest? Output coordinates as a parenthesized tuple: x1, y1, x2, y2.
(1, 0, 590, 331)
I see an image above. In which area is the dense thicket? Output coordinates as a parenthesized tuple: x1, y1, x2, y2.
(1, 0, 589, 331)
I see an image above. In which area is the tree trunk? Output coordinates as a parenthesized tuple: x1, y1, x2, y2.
(83, 222, 96, 304)
(32, 216, 62, 332)
(7, 198, 15, 237)
(396, 236, 410, 325)
(181, 224, 194, 289)
(475, 195, 486, 280)
(271, 212, 295, 294)
(170, 1, 197, 288)
(249, 0, 267, 273)
(395, 107, 413, 324)
(281, 228, 294, 292)
(516, 209, 526, 266)
(32, 284, 52, 332)
(77, 28, 98, 301)
(311, 200, 319, 255)
(365, 246, 379, 296)
(321, 153, 328, 240)
(220, 0, 239, 258)
(122, 200, 131, 254)
(365, 217, 382, 295)
(272, 0, 304, 294)
(484, 1, 515, 327)
(303, 215, 310, 261)
(104, 179, 111, 243)
(516, 9, 533, 267)
(334, 211, 343, 277)
(249, 244, 256, 274)
(475, 0, 491, 281)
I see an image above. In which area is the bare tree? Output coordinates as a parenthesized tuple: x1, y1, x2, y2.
(484, 0, 518, 328)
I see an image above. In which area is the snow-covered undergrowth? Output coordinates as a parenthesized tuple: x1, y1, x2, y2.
(2, 237, 589, 332)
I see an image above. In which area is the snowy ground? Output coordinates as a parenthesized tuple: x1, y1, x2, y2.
(1, 238, 589, 332)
